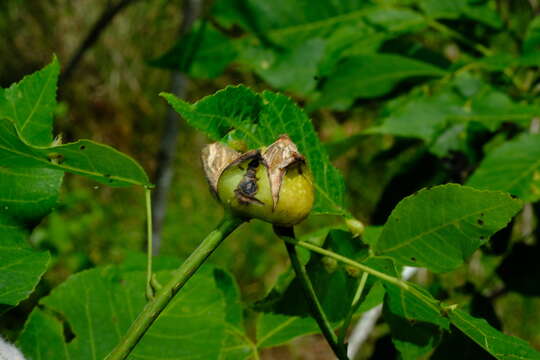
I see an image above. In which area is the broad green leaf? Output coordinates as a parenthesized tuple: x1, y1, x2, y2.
(313, 54, 447, 110)
(449, 309, 540, 360)
(0, 152, 61, 307)
(375, 184, 522, 273)
(0, 118, 149, 187)
(467, 134, 540, 202)
(18, 266, 227, 360)
(0, 237, 49, 307)
(0, 58, 150, 187)
(162, 85, 347, 215)
(0, 56, 59, 146)
(214, 268, 259, 360)
(256, 313, 319, 349)
(17, 309, 68, 360)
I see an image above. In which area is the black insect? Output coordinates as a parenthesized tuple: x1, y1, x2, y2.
(235, 158, 264, 206)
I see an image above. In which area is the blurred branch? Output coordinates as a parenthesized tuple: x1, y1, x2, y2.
(151, 0, 204, 254)
(60, 0, 141, 85)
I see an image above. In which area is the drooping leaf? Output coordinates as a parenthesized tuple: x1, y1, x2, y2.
(448, 309, 540, 360)
(375, 184, 522, 273)
(162, 85, 347, 215)
(18, 266, 227, 360)
(313, 54, 447, 110)
(467, 134, 540, 202)
(0, 57, 150, 187)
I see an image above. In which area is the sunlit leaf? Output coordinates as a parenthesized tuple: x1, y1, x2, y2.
(375, 184, 522, 273)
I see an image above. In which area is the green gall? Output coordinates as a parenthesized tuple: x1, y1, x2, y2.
(345, 265, 361, 278)
(321, 256, 338, 273)
(202, 135, 314, 226)
(345, 217, 365, 238)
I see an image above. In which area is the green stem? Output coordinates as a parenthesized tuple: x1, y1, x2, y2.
(275, 226, 349, 360)
(105, 213, 244, 360)
(284, 237, 440, 313)
(338, 271, 369, 345)
(145, 188, 153, 300)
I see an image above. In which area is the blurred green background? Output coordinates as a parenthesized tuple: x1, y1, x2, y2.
(2, 0, 540, 359)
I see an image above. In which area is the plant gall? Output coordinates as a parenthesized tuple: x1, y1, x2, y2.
(201, 135, 314, 226)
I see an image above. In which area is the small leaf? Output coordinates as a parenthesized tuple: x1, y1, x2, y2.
(467, 134, 540, 202)
(0, 56, 59, 146)
(375, 184, 522, 273)
(448, 309, 540, 360)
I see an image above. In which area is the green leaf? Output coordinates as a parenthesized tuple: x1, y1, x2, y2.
(380, 258, 449, 359)
(467, 134, 540, 202)
(255, 230, 369, 322)
(162, 85, 347, 215)
(17, 309, 69, 360)
(366, 90, 466, 142)
(0, 149, 61, 308)
(18, 266, 227, 360)
(375, 184, 522, 273)
(0, 56, 59, 146)
(149, 23, 237, 79)
(249, 38, 326, 94)
(256, 313, 319, 349)
(0, 118, 150, 187)
(0, 58, 150, 187)
(419, 0, 502, 28)
(0, 237, 50, 307)
(313, 54, 447, 110)
(523, 17, 540, 54)
(448, 309, 540, 360)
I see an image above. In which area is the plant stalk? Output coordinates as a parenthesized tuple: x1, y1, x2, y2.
(338, 271, 369, 345)
(275, 226, 349, 360)
(105, 214, 244, 360)
(284, 237, 440, 313)
(145, 188, 154, 300)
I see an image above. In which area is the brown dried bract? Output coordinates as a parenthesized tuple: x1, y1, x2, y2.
(201, 142, 240, 195)
(262, 134, 305, 210)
